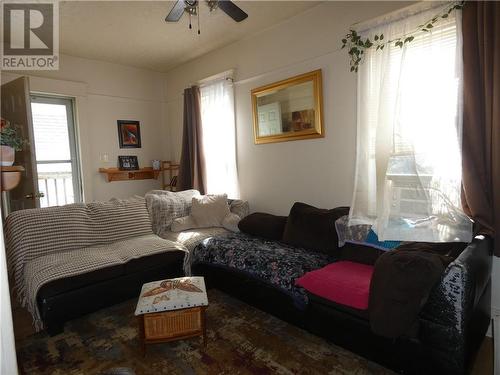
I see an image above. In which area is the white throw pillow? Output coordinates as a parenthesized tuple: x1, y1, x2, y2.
(191, 194, 230, 228)
(171, 215, 198, 232)
(222, 213, 241, 233)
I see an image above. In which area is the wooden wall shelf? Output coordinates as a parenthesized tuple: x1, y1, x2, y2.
(99, 167, 161, 182)
(1, 165, 25, 191)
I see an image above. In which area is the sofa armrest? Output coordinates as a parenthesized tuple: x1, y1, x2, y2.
(417, 235, 492, 373)
(422, 235, 492, 328)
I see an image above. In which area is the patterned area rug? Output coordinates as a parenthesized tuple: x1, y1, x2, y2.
(16, 289, 393, 375)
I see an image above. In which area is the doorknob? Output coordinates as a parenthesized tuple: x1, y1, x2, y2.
(25, 192, 45, 199)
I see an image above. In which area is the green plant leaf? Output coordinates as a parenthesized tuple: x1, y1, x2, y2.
(374, 35, 379, 41)
(442, 13, 448, 18)
(380, 34, 384, 40)
(427, 23, 433, 28)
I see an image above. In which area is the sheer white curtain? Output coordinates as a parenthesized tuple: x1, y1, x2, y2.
(199, 78, 239, 198)
(350, 6, 472, 242)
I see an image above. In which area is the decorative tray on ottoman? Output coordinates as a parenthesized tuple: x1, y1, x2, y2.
(135, 276, 208, 352)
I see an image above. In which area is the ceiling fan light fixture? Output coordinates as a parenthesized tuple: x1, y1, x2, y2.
(165, 0, 248, 26)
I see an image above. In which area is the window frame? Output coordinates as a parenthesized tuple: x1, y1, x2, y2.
(30, 94, 83, 205)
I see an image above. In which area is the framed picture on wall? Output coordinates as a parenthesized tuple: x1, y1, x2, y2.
(117, 120, 141, 148)
(118, 155, 139, 170)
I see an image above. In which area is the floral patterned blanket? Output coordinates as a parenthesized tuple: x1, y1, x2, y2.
(192, 233, 332, 309)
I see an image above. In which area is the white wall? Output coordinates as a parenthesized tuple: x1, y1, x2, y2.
(163, 0, 500, 318)
(1, 54, 169, 202)
(163, 1, 412, 214)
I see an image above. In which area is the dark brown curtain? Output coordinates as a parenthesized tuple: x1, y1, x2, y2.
(461, 1, 500, 255)
(177, 86, 206, 194)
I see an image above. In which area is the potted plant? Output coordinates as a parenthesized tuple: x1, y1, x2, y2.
(1, 118, 26, 166)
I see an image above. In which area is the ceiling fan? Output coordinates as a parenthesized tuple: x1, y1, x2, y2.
(165, 0, 248, 33)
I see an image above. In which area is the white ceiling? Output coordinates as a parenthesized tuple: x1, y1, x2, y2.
(60, 1, 320, 72)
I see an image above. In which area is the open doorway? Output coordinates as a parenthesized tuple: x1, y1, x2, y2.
(30, 95, 82, 207)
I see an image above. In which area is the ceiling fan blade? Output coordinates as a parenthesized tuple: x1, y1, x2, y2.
(165, 0, 186, 22)
(217, 1, 248, 22)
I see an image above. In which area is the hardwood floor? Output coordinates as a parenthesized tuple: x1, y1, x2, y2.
(472, 337, 494, 375)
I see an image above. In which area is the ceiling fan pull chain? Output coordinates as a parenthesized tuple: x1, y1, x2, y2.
(189, 13, 192, 29)
(197, 5, 200, 35)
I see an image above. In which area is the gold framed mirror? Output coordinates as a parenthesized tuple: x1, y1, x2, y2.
(251, 69, 324, 144)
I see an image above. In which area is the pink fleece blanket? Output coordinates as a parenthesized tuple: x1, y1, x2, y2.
(295, 261, 374, 310)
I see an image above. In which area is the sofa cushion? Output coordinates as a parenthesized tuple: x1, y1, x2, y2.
(192, 232, 331, 309)
(282, 203, 349, 254)
(171, 215, 198, 232)
(307, 292, 369, 320)
(124, 249, 186, 274)
(37, 265, 125, 298)
(161, 227, 231, 251)
(238, 213, 287, 240)
(295, 261, 374, 310)
(36, 250, 186, 299)
(339, 242, 384, 265)
(5, 197, 153, 299)
(21, 234, 186, 330)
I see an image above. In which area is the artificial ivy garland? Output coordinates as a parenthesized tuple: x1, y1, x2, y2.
(341, 1, 465, 73)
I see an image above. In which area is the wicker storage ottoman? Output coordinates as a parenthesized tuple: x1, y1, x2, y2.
(135, 277, 208, 353)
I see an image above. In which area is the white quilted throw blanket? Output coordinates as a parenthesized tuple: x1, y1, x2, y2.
(23, 235, 188, 331)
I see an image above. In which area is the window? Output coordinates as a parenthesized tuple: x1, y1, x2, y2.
(199, 77, 239, 198)
(349, 5, 472, 242)
(30, 95, 82, 207)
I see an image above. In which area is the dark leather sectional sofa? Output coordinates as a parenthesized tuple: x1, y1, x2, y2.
(192, 234, 492, 375)
(38, 251, 185, 335)
(6, 193, 491, 374)
(5, 197, 188, 336)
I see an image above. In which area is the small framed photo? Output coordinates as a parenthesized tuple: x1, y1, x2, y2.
(118, 155, 139, 170)
(117, 120, 141, 148)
